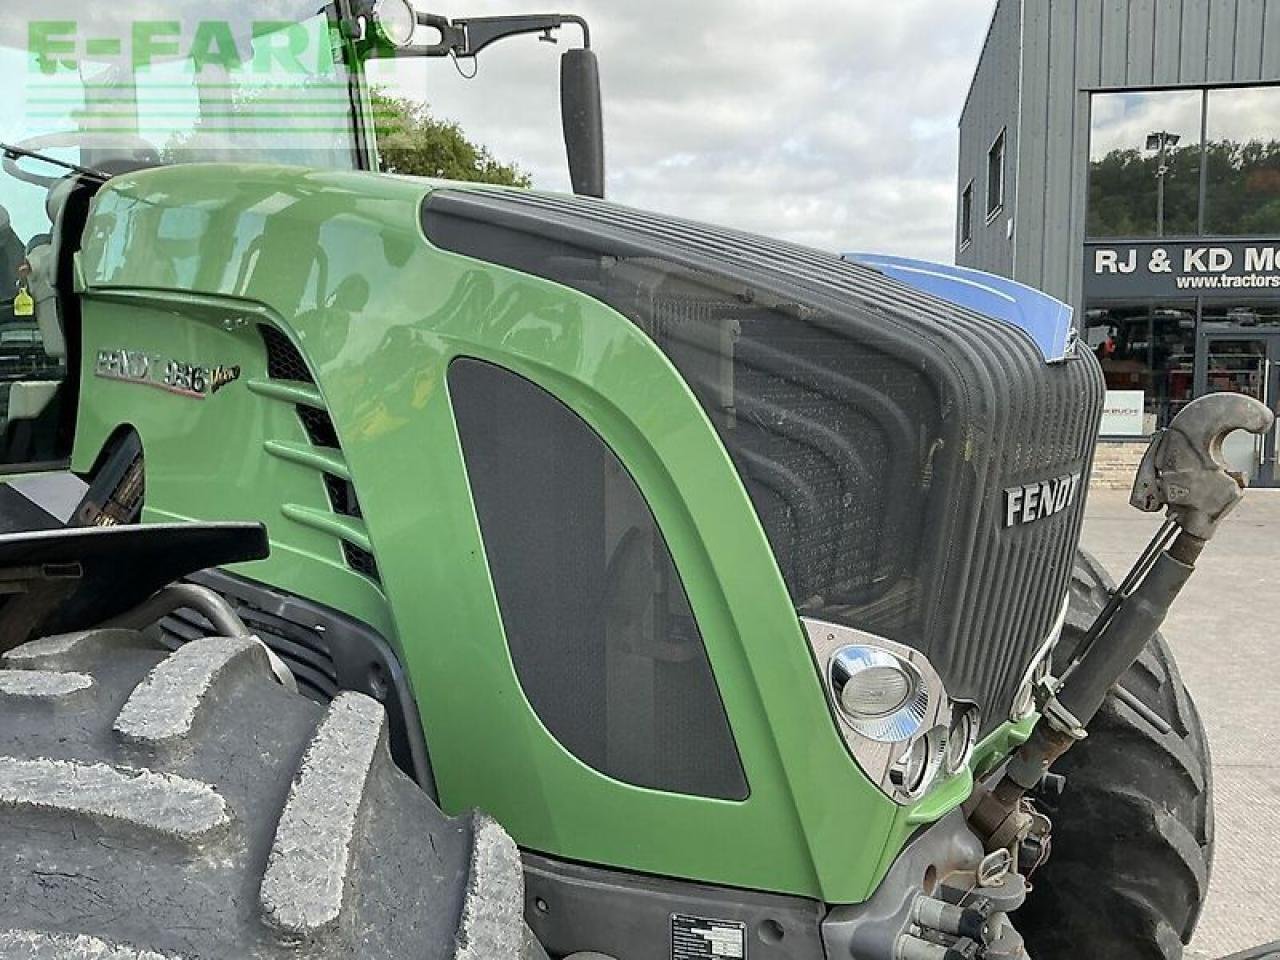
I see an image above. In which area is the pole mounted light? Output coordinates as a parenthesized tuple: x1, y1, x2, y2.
(1145, 130, 1180, 237)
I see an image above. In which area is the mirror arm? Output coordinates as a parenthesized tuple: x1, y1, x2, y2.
(391, 13, 589, 59)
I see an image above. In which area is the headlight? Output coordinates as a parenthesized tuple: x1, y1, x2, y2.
(889, 736, 932, 797)
(829, 646, 926, 742)
(372, 0, 418, 47)
(944, 705, 979, 775)
(805, 618, 960, 805)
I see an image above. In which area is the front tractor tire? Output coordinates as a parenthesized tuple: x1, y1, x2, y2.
(0, 628, 539, 960)
(1017, 549, 1214, 960)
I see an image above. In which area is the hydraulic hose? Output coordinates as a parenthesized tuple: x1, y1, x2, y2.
(104, 583, 297, 692)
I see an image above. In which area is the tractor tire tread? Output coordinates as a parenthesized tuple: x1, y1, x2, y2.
(1018, 548, 1214, 960)
(0, 629, 531, 960)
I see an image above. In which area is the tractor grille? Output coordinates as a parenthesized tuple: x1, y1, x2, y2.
(423, 189, 1105, 734)
(255, 326, 381, 587)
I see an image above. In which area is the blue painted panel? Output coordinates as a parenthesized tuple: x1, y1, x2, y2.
(844, 253, 1075, 364)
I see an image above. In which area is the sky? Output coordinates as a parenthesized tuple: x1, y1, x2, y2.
(1090, 85, 1280, 158)
(369, 0, 997, 264)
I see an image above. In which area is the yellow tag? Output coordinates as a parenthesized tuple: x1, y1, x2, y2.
(13, 289, 34, 318)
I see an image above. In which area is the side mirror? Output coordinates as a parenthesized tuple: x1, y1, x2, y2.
(561, 48, 605, 198)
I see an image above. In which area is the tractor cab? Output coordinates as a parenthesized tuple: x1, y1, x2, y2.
(0, 0, 601, 476)
(0, 2, 372, 472)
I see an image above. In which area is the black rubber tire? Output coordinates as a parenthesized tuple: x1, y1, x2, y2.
(1016, 549, 1214, 960)
(0, 628, 538, 959)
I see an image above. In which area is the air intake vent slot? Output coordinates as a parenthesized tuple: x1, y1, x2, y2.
(259, 325, 315, 383)
(324, 474, 363, 518)
(299, 406, 341, 449)
(343, 542, 381, 581)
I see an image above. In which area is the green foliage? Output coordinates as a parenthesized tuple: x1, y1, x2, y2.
(1088, 138, 1280, 238)
(371, 89, 532, 187)
(1203, 139, 1280, 235)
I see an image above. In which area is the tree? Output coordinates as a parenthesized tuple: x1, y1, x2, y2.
(370, 89, 532, 186)
(1087, 138, 1280, 238)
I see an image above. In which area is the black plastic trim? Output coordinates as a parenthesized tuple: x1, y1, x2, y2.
(161, 567, 434, 796)
(523, 852, 825, 960)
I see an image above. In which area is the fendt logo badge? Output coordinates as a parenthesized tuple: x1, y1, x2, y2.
(1003, 472, 1082, 528)
(96, 349, 241, 400)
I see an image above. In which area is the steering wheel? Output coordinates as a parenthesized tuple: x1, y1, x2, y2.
(2, 131, 160, 188)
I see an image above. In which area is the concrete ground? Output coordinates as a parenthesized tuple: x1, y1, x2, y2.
(1081, 490, 1280, 959)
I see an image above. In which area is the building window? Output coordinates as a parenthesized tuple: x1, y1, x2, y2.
(1204, 86, 1280, 237)
(960, 181, 974, 247)
(1084, 300, 1197, 432)
(1201, 300, 1280, 329)
(1087, 90, 1203, 239)
(448, 358, 748, 801)
(1087, 84, 1280, 239)
(986, 130, 1005, 218)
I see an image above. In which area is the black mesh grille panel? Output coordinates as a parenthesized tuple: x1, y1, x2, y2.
(343, 541, 381, 582)
(298, 406, 341, 449)
(258, 324, 314, 383)
(450, 358, 748, 800)
(424, 189, 1105, 734)
(324, 473, 362, 518)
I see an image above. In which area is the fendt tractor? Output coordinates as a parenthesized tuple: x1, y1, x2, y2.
(0, 3, 1273, 959)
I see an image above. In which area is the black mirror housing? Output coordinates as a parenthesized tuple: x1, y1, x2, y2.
(561, 48, 605, 198)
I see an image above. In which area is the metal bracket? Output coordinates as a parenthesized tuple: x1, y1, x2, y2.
(386, 11, 591, 58)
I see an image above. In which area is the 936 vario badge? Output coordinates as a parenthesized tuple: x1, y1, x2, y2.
(95, 348, 241, 400)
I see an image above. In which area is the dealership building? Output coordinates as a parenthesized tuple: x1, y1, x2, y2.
(957, 0, 1280, 485)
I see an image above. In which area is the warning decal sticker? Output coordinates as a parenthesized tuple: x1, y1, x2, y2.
(671, 914, 746, 960)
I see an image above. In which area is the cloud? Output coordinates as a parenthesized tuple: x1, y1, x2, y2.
(371, 0, 994, 262)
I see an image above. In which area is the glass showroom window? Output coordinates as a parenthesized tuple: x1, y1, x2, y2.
(1084, 300, 1197, 432)
(1201, 300, 1280, 329)
(1204, 86, 1280, 236)
(1087, 90, 1203, 238)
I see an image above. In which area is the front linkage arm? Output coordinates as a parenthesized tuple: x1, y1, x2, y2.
(969, 392, 1274, 853)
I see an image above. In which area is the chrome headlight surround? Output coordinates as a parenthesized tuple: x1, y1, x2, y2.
(803, 617, 969, 805)
(828, 645, 928, 742)
(1009, 593, 1070, 722)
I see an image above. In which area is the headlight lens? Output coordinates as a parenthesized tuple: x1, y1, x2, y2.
(837, 664, 912, 717)
(890, 736, 932, 797)
(829, 645, 927, 742)
(944, 705, 979, 775)
(372, 0, 418, 47)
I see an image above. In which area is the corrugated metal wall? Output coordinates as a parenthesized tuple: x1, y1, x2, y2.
(957, 0, 1280, 312)
(957, 0, 1022, 278)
